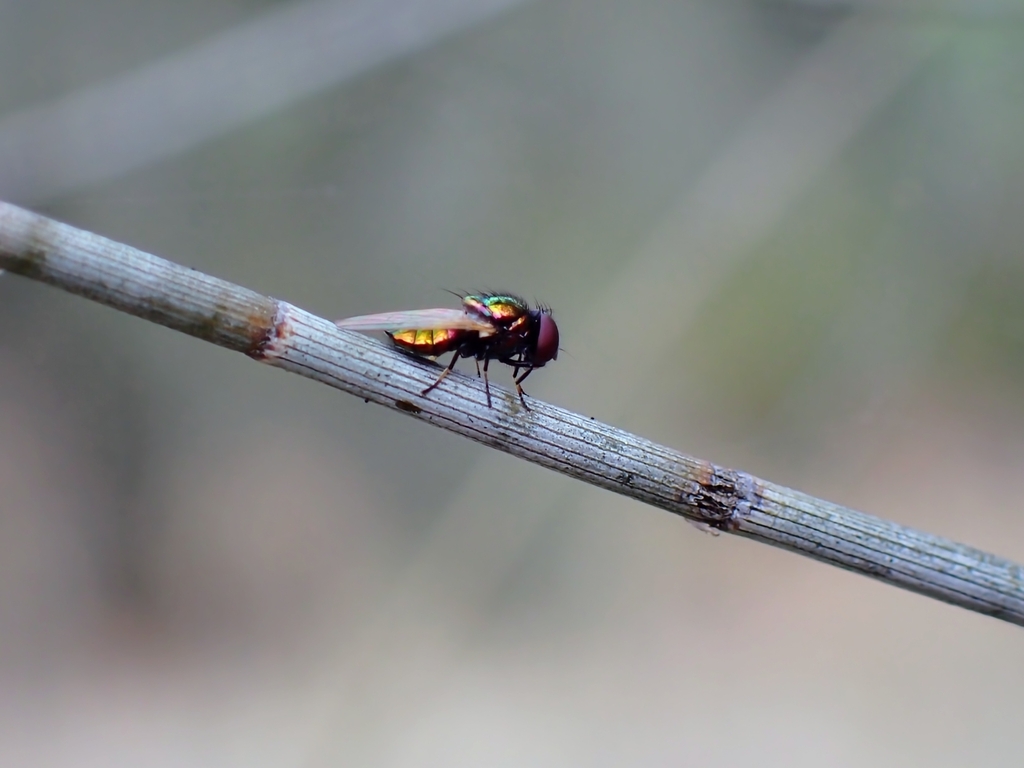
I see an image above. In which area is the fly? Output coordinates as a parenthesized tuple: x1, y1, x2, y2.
(336, 293, 559, 410)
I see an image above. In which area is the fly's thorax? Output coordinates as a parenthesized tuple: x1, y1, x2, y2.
(457, 293, 558, 366)
(463, 294, 530, 326)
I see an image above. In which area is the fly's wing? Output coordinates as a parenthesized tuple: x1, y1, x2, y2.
(335, 308, 495, 336)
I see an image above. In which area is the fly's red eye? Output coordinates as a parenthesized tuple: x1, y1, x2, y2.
(534, 313, 559, 364)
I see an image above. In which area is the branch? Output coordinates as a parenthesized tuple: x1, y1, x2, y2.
(2, 200, 1022, 627)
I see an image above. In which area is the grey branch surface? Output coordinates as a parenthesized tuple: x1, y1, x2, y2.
(2, 200, 1022, 627)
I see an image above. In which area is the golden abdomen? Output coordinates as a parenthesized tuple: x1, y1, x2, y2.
(387, 328, 469, 358)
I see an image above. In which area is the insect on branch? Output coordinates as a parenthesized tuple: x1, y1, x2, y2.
(1, 200, 1023, 627)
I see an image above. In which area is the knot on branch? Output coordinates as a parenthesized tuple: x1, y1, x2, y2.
(679, 464, 759, 531)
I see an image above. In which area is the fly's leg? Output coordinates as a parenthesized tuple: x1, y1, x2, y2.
(470, 356, 492, 408)
(482, 357, 492, 408)
(422, 350, 461, 397)
(514, 367, 534, 410)
(511, 352, 527, 380)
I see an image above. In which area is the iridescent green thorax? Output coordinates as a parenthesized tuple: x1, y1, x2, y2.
(462, 294, 531, 327)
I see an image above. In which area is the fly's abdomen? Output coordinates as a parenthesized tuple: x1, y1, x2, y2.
(387, 328, 468, 358)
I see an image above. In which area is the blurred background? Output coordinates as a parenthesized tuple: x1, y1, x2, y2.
(1, 0, 1024, 765)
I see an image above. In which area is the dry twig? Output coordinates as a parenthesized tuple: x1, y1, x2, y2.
(2, 200, 1022, 626)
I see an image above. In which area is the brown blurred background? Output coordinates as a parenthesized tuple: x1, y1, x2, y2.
(1, 0, 1024, 765)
